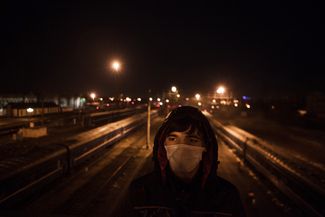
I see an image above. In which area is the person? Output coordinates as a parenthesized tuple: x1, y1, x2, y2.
(123, 106, 246, 217)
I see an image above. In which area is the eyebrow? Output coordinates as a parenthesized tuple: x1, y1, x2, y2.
(188, 135, 202, 139)
(167, 132, 202, 139)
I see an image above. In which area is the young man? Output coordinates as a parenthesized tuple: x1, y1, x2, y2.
(125, 106, 245, 217)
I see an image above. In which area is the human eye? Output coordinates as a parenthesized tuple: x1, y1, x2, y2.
(166, 135, 177, 142)
(188, 135, 203, 145)
(189, 138, 199, 143)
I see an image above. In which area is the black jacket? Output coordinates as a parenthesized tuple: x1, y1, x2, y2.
(125, 169, 245, 217)
(122, 107, 246, 217)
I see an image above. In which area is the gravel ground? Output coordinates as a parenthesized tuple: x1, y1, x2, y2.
(0, 124, 88, 161)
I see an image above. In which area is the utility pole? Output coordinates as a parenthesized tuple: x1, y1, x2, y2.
(146, 89, 151, 149)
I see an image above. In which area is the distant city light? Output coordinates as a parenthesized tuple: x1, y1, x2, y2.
(90, 92, 96, 101)
(234, 103, 238, 107)
(157, 98, 161, 102)
(149, 97, 153, 101)
(185, 98, 189, 101)
(297, 110, 307, 116)
(137, 98, 142, 102)
(216, 86, 225, 94)
(27, 108, 34, 113)
(165, 99, 170, 103)
(159, 102, 163, 106)
(109, 97, 115, 101)
(195, 94, 201, 101)
(176, 94, 180, 98)
(99, 98, 103, 101)
(242, 96, 251, 100)
(125, 97, 132, 102)
(212, 99, 216, 103)
(211, 105, 215, 109)
(112, 60, 121, 72)
(171, 86, 177, 93)
(198, 102, 202, 106)
(246, 103, 251, 109)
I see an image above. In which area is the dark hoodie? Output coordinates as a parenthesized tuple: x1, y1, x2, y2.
(124, 106, 246, 217)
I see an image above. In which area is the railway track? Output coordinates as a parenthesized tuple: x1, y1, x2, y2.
(209, 116, 325, 217)
(0, 111, 158, 208)
(0, 116, 160, 217)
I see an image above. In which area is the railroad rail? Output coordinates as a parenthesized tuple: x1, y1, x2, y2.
(209, 116, 325, 217)
(0, 110, 158, 206)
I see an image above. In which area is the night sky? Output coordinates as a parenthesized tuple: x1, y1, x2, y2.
(1, 1, 324, 98)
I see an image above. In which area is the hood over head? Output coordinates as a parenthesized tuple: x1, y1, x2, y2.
(153, 106, 219, 188)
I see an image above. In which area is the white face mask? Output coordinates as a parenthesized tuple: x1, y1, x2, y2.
(165, 144, 206, 181)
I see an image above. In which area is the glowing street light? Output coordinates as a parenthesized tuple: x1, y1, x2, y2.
(195, 93, 201, 101)
(26, 108, 34, 127)
(27, 108, 34, 113)
(111, 60, 121, 72)
(216, 86, 226, 95)
(171, 86, 177, 93)
(90, 92, 96, 101)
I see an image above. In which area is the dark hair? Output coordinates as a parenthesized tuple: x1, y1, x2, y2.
(153, 106, 219, 187)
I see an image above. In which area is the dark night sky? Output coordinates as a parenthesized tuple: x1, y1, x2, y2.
(1, 1, 324, 98)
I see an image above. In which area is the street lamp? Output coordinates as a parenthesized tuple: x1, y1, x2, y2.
(90, 92, 96, 101)
(195, 93, 201, 101)
(216, 86, 225, 95)
(27, 108, 34, 128)
(171, 86, 177, 93)
(110, 59, 122, 104)
(27, 108, 34, 113)
(111, 60, 121, 72)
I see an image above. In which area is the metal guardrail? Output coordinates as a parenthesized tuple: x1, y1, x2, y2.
(0, 110, 158, 206)
(210, 117, 325, 217)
